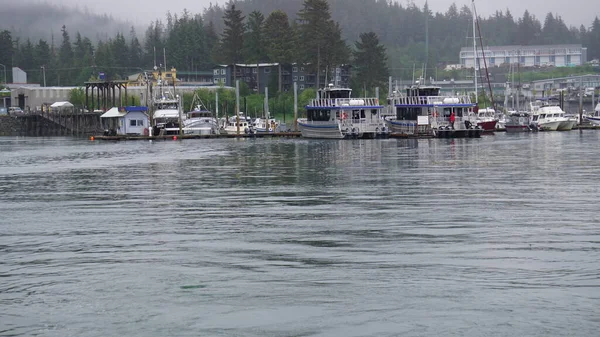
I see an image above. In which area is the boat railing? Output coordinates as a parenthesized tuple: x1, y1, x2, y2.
(309, 97, 380, 107)
(392, 95, 472, 106)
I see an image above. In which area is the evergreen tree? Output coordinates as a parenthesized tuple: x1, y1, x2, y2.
(35, 39, 52, 86)
(244, 11, 267, 93)
(352, 32, 389, 94)
(220, 2, 246, 85)
(264, 10, 294, 93)
(111, 33, 129, 70)
(143, 20, 165, 68)
(205, 20, 220, 67)
(589, 17, 600, 60)
(129, 27, 143, 69)
(516, 10, 542, 45)
(297, 0, 348, 88)
(58, 25, 73, 78)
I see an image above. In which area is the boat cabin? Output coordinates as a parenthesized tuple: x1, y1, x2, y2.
(405, 86, 440, 97)
(317, 86, 352, 99)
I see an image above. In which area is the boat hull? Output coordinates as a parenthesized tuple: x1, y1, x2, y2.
(557, 120, 576, 131)
(297, 119, 344, 139)
(505, 124, 531, 133)
(538, 121, 561, 131)
(585, 116, 600, 125)
(477, 120, 498, 131)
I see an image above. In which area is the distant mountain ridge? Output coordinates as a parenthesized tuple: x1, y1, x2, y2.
(0, 1, 138, 43)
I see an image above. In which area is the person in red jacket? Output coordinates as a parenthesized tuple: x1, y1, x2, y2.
(449, 111, 456, 129)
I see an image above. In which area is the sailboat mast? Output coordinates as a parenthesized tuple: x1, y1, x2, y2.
(472, 0, 478, 104)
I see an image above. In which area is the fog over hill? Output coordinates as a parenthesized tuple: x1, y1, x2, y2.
(0, 1, 139, 43)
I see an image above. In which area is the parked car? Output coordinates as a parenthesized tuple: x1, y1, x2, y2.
(0, 107, 7, 115)
(8, 107, 23, 115)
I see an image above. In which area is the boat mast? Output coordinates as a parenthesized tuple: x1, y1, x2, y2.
(472, 0, 478, 104)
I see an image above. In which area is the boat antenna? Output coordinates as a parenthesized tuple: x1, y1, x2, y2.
(472, 0, 478, 104)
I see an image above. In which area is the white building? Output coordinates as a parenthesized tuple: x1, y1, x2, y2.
(100, 106, 149, 135)
(460, 44, 588, 68)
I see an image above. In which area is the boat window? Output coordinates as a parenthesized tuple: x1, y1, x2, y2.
(456, 108, 464, 117)
(396, 107, 420, 120)
(443, 108, 452, 117)
(307, 109, 331, 122)
(371, 109, 378, 115)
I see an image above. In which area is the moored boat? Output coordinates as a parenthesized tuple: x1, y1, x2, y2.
(584, 103, 600, 125)
(297, 84, 389, 139)
(505, 111, 533, 133)
(475, 107, 498, 131)
(385, 83, 481, 138)
(222, 112, 253, 135)
(152, 89, 183, 136)
(529, 98, 572, 131)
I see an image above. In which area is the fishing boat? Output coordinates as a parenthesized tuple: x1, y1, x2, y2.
(252, 117, 281, 133)
(385, 83, 481, 138)
(222, 112, 253, 135)
(297, 84, 389, 139)
(152, 87, 183, 136)
(504, 111, 533, 133)
(183, 105, 220, 135)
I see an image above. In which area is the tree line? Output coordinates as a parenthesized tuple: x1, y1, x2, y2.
(1, 0, 599, 93)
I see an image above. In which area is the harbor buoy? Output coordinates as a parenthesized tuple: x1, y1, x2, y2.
(173, 136, 178, 141)
(89, 136, 95, 141)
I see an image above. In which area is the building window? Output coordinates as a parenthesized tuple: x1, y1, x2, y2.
(252, 68, 257, 73)
(300, 67, 305, 71)
(293, 76, 298, 81)
(213, 69, 220, 75)
(221, 69, 226, 75)
(300, 76, 305, 81)
(293, 66, 298, 72)
(264, 68, 271, 74)
(129, 119, 144, 126)
(300, 84, 305, 90)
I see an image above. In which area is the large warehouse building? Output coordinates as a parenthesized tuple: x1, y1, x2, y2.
(460, 44, 588, 68)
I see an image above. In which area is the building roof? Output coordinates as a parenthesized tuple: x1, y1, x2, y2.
(216, 63, 280, 68)
(460, 44, 584, 52)
(100, 107, 127, 118)
(50, 101, 74, 108)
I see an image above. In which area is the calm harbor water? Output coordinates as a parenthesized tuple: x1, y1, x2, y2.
(1, 132, 599, 336)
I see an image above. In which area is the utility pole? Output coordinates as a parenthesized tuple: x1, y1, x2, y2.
(41, 66, 47, 87)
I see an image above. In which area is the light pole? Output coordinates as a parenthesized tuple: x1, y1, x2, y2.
(41, 66, 46, 87)
(0, 63, 6, 86)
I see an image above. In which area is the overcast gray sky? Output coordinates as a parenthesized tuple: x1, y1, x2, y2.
(53, 0, 598, 27)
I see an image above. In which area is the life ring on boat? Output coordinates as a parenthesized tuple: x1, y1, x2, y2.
(268, 127, 273, 132)
(341, 112, 348, 120)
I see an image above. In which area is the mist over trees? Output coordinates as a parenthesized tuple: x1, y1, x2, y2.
(1, 0, 599, 93)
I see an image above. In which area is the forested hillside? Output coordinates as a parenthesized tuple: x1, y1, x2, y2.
(1, 0, 599, 89)
(0, 2, 135, 43)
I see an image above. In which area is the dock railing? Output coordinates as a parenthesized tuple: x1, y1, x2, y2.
(391, 95, 472, 106)
(308, 97, 380, 107)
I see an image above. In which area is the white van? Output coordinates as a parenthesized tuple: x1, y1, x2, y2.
(8, 107, 23, 115)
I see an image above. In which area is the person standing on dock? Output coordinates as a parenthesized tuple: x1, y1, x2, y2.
(449, 111, 456, 129)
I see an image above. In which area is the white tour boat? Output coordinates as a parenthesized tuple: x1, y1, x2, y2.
(297, 84, 389, 139)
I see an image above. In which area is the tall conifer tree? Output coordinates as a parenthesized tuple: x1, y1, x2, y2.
(220, 3, 246, 85)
